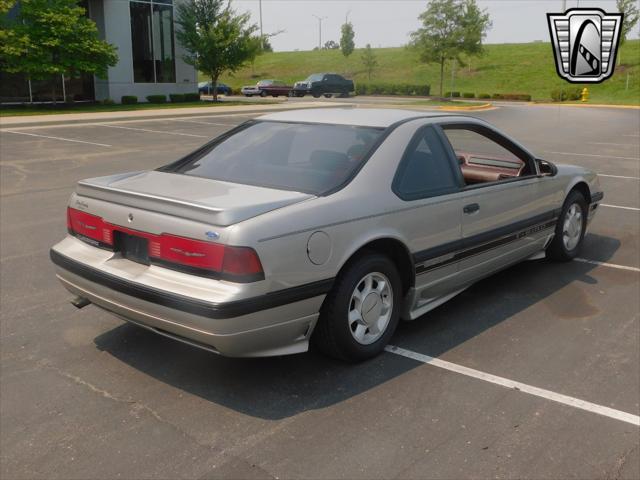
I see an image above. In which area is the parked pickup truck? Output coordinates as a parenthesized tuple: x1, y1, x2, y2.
(292, 73, 354, 98)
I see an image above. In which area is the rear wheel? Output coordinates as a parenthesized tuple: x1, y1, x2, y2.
(312, 89, 322, 98)
(313, 252, 401, 362)
(324, 93, 332, 98)
(547, 190, 588, 261)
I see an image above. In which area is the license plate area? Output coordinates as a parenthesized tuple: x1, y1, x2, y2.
(114, 231, 149, 265)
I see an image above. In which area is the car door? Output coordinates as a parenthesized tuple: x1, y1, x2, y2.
(391, 124, 464, 317)
(438, 122, 558, 285)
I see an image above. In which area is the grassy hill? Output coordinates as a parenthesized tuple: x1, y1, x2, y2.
(216, 40, 640, 105)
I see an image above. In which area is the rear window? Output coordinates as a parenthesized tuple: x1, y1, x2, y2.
(165, 121, 384, 194)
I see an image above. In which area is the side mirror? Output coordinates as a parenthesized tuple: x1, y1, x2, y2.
(536, 158, 558, 177)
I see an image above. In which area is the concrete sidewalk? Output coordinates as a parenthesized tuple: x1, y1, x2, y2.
(0, 101, 343, 128)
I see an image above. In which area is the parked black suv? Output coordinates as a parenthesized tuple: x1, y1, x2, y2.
(292, 73, 354, 98)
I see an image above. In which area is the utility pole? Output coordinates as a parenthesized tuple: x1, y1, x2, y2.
(259, 0, 263, 49)
(312, 14, 327, 49)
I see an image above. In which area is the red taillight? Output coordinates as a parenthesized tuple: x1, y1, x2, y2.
(67, 207, 112, 246)
(66, 207, 263, 282)
(221, 246, 264, 277)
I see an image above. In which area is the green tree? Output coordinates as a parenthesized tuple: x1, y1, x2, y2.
(0, 0, 118, 102)
(617, 0, 640, 45)
(176, 0, 258, 101)
(410, 0, 491, 97)
(361, 43, 378, 81)
(324, 40, 339, 50)
(340, 21, 355, 59)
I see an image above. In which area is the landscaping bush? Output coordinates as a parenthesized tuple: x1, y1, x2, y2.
(462, 92, 475, 98)
(169, 93, 185, 103)
(102, 98, 115, 105)
(492, 93, 504, 100)
(478, 93, 491, 99)
(121, 95, 138, 105)
(550, 87, 581, 102)
(184, 92, 201, 102)
(354, 83, 430, 97)
(146, 94, 167, 103)
(444, 91, 460, 97)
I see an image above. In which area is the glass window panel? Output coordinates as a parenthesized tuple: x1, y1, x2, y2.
(130, 2, 155, 83)
(153, 3, 176, 82)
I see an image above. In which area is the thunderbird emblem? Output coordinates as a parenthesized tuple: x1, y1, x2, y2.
(547, 8, 623, 83)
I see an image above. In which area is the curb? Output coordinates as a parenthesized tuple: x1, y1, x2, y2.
(0, 101, 343, 129)
(438, 102, 493, 111)
(532, 102, 640, 110)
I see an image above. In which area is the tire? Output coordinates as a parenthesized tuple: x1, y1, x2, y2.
(312, 90, 322, 98)
(547, 190, 588, 262)
(312, 252, 402, 362)
(260, 90, 267, 97)
(324, 93, 332, 98)
(245, 94, 252, 97)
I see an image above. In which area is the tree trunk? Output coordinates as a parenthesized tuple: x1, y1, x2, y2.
(211, 73, 219, 102)
(439, 58, 445, 98)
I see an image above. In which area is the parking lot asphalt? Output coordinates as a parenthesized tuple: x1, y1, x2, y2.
(1, 102, 639, 479)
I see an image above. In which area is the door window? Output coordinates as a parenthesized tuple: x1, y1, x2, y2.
(441, 126, 533, 186)
(393, 126, 460, 200)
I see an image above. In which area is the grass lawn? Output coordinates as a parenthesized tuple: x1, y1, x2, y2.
(216, 40, 640, 105)
(0, 99, 264, 117)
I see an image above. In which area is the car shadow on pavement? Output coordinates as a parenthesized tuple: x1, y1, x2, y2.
(94, 233, 620, 420)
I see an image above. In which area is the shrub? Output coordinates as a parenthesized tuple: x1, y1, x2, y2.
(444, 91, 460, 97)
(102, 98, 115, 105)
(551, 88, 581, 102)
(169, 93, 185, 103)
(121, 95, 138, 105)
(184, 92, 201, 102)
(492, 93, 504, 100)
(354, 83, 430, 97)
(146, 94, 167, 103)
(462, 92, 475, 98)
(478, 93, 490, 99)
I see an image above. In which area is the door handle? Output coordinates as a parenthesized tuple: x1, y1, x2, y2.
(463, 203, 480, 214)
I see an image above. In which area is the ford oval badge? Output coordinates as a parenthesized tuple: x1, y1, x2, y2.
(205, 231, 219, 240)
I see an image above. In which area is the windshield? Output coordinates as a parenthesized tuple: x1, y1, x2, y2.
(304, 74, 323, 82)
(164, 121, 384, 194)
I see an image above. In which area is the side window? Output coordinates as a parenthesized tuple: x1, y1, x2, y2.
(442, 127, 532, 186)
(393, 126, 460, 200)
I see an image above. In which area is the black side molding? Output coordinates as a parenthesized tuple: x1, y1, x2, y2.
(50, 249, 333, 319)
(590, 191, 604, 203)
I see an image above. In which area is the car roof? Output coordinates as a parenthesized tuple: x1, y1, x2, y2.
(258, 108, 455, 128)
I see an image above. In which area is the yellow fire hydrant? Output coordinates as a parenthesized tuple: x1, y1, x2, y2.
(581, 87, 589, 103)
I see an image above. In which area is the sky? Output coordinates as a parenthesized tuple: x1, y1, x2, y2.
(233, 0, 640, 51)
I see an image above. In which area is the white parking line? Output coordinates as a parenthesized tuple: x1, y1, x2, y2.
(598, 174, 640, 180)
(101, 124, 208, 138)
(575, 258, 640, 272)
(546, 151, 640, 161)
(3, 130, 112, 147)
(385, 345, 640, 426)
(623, 134, 640, 138)
(588, 142, 640, 147)
(601, 204, 640, 212)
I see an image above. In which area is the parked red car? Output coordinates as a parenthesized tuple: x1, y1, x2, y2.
(256, 79, 292, 97)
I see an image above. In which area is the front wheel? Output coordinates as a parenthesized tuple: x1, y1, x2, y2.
(312, 252, 402, 362)
(547, 190, 588, 261)
(260, 90, 267, 97)
(324, 93, 332, 98)
(312, 90, 322, 98)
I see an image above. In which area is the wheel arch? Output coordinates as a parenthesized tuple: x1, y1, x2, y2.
(566, 179, 592, 203)
(335, 236, 415, 296)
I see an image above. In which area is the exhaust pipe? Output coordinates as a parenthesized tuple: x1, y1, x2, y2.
(70, 296, 91, 309)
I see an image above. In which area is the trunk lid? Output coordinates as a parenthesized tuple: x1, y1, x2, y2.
(76, 171, 314, 226)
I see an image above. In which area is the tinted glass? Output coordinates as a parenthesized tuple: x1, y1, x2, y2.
(168, 122, 383, 194)
(153, 3, 176, 82)
(305, 74, 323, 82)
(395, 127, 459, 199)
(443, 128, 523, 163)
(130, 2, 154, 83)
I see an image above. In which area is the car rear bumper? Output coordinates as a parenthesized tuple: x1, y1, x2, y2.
(50, 244, 330, 357)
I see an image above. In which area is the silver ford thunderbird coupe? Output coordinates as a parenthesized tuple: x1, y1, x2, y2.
(51, 108, 603, 361)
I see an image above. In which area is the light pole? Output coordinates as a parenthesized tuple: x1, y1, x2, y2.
(259, 0, 263, 49)
(312, 14, 327, 49)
